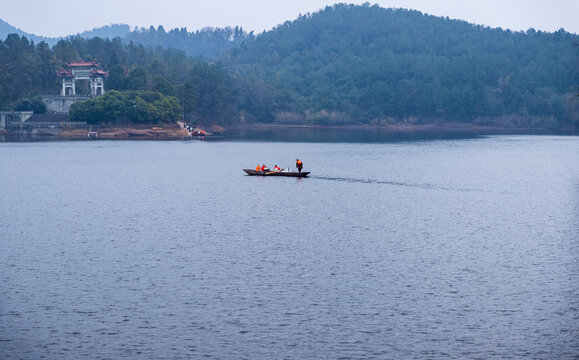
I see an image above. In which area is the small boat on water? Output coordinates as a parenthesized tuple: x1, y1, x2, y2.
(184, 124, 219, 137)
(243, 169, 310, 177)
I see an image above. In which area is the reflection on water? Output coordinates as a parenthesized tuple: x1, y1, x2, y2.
(223, 126, 483, 142)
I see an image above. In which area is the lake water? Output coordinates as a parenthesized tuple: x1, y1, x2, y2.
(1, 134, 578, 359)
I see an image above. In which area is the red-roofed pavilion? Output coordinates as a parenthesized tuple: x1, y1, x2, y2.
(57, 61, 109, 96)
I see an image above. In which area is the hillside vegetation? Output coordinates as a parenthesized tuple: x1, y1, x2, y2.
(225, 4, 578, 128)
(0, 34, 258, 125)
(0, 3, 577, 129)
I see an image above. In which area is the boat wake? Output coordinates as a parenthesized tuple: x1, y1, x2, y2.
(311, 175, 475, 192)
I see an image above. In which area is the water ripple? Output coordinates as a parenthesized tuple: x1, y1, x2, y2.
(311, 175, 476, 192)
(0, 137, 577, 359)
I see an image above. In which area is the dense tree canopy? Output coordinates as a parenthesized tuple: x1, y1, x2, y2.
(68, 90, 182, 125)
(0, 34, 257, 125)
(0, 34, 59, 109)
(225, 4, 578, 127)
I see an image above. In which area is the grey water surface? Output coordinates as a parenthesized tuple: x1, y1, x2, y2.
(1, 135, 578, 359)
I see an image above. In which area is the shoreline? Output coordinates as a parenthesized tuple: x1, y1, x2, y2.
(9, 122, 577, 141)
(58, 123, 191, 140)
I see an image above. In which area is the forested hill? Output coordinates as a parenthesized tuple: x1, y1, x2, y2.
(1, 4, 578, 128)
(225, 4, 578, 128)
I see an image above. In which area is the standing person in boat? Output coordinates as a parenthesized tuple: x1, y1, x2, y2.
(296, 159, 303, 173)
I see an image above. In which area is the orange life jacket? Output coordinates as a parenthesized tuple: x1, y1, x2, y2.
(256, 165, 261, 171)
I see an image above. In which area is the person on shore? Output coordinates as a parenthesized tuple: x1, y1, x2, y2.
(296, 159, 303, 173)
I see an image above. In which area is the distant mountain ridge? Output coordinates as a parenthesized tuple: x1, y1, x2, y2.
(0, 19, 131, 46)
(76, 24, 131, 41)
(0, 19, 246, 59)
(0, 19, 55, 45)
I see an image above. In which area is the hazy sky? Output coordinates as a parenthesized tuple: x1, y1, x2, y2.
(2, 0, 578, 37)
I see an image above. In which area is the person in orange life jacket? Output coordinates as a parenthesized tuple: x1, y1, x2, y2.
(256, 164, 261, 171)
(296, 159, 303, 173)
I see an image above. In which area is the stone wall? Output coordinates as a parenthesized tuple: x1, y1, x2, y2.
(41, 95, 90, 113)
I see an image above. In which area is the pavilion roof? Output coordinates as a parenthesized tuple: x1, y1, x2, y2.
(90, 69, 109, 77)
(56, 69, 75, 78)
(66, 61, 100, 67)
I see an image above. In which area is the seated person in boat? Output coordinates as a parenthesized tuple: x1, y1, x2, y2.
(274, 165, 281, 171)
(256, 164, 261, 171)
(261, 164, 269, 171)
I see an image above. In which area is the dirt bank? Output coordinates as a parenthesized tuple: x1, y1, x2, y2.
(59, 123, 190, 140)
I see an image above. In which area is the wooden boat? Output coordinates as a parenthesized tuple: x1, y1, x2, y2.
(243, 169, 310, 177)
